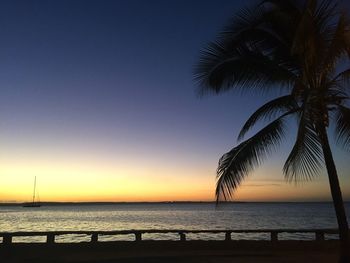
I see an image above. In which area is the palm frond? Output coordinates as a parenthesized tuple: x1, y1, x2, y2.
(291, 0, 319, 64)
(283, 112, 324, 182)
(261, 0, 300, 12)
(238, 95, 299, 140)
(335, 105, 350, 151)
(216, 116, 286, 202)
(225, 1, 296, 50)
(323, 84, 349, 107)
(331, 68, 350, 88)
(195, 40, 296, 95)
(321, 12, 350, 75)
(194, 2, 298, 95)
(259, 0, 301, 45)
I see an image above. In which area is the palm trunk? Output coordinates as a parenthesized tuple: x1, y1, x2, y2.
(318, 125, 349, 263)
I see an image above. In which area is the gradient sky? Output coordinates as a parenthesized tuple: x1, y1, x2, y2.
(0, 0, 349, 202)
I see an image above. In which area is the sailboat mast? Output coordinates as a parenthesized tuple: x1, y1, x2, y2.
(32, 176, 36, 203)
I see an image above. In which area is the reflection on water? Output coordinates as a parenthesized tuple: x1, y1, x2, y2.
(55, 234, 91, 243)
(1, 203, 348, 242)
(12, 236, 47, 243)
(98, 234, 135, 242)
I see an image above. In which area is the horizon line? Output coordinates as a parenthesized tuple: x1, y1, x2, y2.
(0, 200, 345, 206)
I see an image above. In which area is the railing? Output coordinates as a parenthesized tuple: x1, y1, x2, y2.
(0, 229, 340, 245)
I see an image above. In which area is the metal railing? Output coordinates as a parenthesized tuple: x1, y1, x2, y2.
(0, 229, 340, 245)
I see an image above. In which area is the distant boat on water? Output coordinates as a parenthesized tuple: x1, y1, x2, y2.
(23, 176, 41, 208)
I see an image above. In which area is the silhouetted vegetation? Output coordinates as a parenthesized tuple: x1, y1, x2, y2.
(195, 1, 350, 262)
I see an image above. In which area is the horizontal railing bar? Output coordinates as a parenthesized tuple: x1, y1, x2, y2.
(0, 228, 341, 237)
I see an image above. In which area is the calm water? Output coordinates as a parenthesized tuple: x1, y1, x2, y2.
(1, 202, 349, 242)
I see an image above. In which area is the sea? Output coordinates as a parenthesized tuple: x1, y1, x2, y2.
(0, 202, 349, 243)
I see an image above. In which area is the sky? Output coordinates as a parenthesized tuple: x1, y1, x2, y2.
(0, 0, 349, 202)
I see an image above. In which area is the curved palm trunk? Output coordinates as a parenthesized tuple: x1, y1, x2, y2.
(318, 125, 349, 263)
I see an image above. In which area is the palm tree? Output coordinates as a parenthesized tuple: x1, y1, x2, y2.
(195, 0, 350, 262)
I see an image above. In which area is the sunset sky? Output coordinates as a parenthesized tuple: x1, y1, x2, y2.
(0, 0, 349, 203)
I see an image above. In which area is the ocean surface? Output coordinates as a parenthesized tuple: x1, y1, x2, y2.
(1, 202, 349, 242)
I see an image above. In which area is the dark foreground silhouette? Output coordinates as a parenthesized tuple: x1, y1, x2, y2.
(1, 240, 340, 263)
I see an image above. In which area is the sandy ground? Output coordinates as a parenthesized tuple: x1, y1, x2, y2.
(1, 240, 341, 263)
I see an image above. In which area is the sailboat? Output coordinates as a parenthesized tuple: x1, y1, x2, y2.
(23, 176, 41, 207)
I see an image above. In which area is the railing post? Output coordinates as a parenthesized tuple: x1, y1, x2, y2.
(271, 231, 278, 242)
(47, 234, 55, 244)
(3, 234, 12, 245)
(91, 233, 98, 243)
(134, 232, 142, 242)
(315, 231, 325, 241)
(179, 232, 186, 241)
(225, 231, 231, 241)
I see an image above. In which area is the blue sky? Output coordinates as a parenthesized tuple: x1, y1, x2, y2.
(0, 0, 349, 202)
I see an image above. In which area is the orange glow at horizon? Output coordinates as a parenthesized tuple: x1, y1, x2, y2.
(0, 153, 215, 202)
(1, 152, 349, 203)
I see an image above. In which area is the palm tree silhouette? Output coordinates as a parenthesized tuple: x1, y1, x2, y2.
(195, 0, 350, 261)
